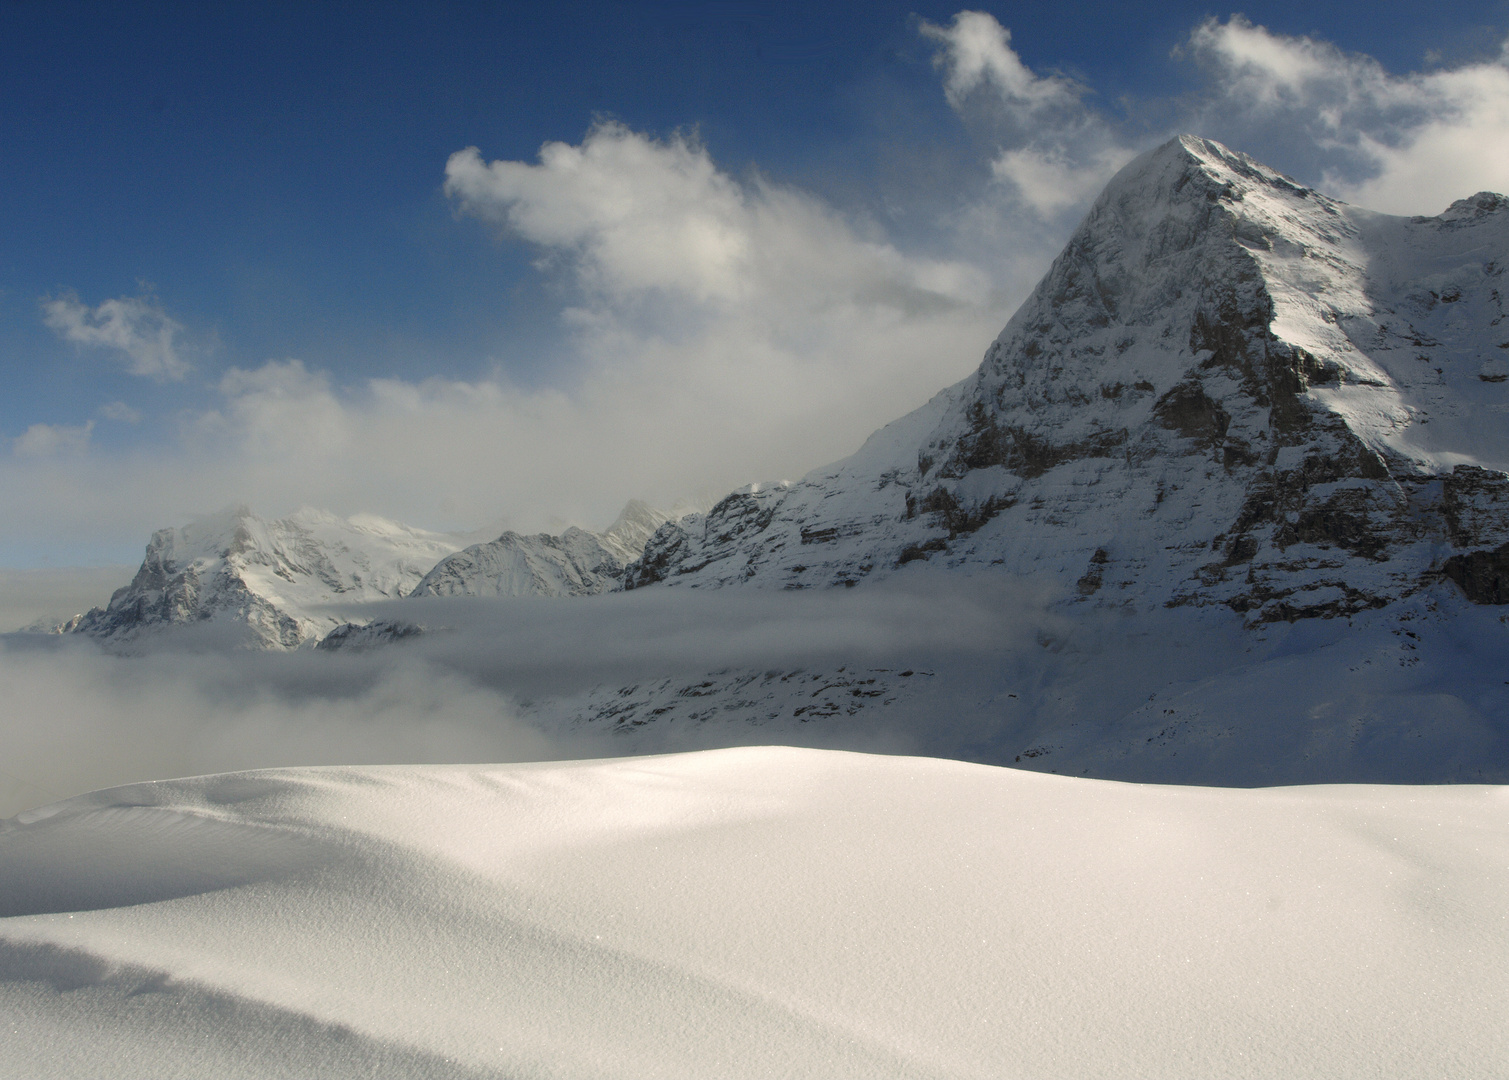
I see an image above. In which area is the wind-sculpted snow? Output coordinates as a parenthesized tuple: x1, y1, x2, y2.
(74, 507, 466, 649)
(626, 136, 1509, 625)
(2, 749, 1506, 1079)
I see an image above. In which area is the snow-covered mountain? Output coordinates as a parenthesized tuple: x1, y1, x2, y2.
(625, 136, 1509, 622)
(56, 137, 1509, 781)
(412, 500, 674, 598)
(75, 507, 467, 648)
(76, 500, 687, 648)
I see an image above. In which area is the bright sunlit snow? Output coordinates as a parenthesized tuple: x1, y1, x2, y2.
(2, 747, 1504, 1079)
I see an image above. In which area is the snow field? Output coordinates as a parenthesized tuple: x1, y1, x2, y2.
(2, 746, 1505, 1078)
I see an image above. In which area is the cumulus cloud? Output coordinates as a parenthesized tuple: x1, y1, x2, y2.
(920, 11, 1136, 222)
(445, 122, 990, 316)
(1184, 16, 1509, 213)
(919, 10, 1082, 114)
(13, 421, 93, 459)
(0, 122, 1002, 545)
(41, 290, 190, 381)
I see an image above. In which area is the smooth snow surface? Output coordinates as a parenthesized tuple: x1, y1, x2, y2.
(2, 747, 1504, 1079)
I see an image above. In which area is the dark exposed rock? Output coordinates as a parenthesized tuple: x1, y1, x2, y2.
(622, 520, 694, 590)
(1154, 381, 1230, 444)
(939, 401, 1128, 479)
(316, 620, 425, 652)
(1442, 544, 1509, 604)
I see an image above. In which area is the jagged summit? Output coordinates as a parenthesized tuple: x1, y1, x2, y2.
(79, 497, 696, 648)
(1433, 191, 1507, 223)
(75, 506, 465, 648)
(413, 499, 680, 598)
(625, 136, 1509, 622)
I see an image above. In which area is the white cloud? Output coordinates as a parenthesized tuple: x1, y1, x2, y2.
(13, 421, 93, 458)
(0, 126, 1011, 555)
(919, 12, 1137, 223)
(918, 11, 1081, 113)
(97, 402, 141, 424)
(41, 291, 190, 381)
(989, 143, 1136, 218)
(445, 122, 989, 315)
(1185, 16, 1509, 213)
(203, 359, 350, 461)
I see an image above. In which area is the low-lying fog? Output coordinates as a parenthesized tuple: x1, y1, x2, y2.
(0, 576, 1068, 817)
(6, 569, 1508, 818)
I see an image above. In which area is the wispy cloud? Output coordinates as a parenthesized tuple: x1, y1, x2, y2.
(96, 402, 142, 424)
(919, 11, 1136, 222)
(919, 10, 1082, 115)
(41, 290, 190, 381)
(12, 421, 94, 459)
(1183, 16, 1509, 213)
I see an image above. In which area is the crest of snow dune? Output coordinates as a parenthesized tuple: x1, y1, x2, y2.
(2, 748, 1505, 1078)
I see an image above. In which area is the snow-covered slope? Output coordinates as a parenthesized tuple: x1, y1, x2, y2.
(412, 500, 673, 598)
(626, 137, 1509, 623)
(3, 747, 1504, 1080)
(75, 507, 465, 648)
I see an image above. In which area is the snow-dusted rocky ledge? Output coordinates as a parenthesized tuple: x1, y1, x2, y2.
(2, 747, 1505, 1079)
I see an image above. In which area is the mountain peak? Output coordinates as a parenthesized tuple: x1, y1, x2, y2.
(76, 508, 463, 648)
(1100, 135, 1317, 212)
(624, 137, 1509, 624)
(1436, 190, 1509, 222)
(412, 499, 680, 600)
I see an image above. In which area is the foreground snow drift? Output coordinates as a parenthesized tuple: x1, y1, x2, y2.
(2, 747, 1505, 1079)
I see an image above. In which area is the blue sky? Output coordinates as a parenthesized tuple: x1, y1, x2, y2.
(3, 1, 1509, 564)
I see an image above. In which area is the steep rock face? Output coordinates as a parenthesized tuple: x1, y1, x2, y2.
(413, 500, 675, 598)
(75, 507, 464, 648)
(626, 137, 1509, 622)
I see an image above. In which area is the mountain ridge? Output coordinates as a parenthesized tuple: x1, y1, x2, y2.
(73, 506, 467, 648)
(622, 135, 1509, 624)
(412, 499, 678, 599)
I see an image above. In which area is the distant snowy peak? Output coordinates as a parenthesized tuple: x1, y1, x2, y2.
(76, 506, 464, 648)
(412, 500, 680, 599)
(627, 136, 1509, 622)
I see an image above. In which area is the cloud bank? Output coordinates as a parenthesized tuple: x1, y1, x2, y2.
(41, 291, 190, 381)
(0, 576, 1052, 817)
(1184, 17, 1509, 214)
(6, 125, 1009, 556)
